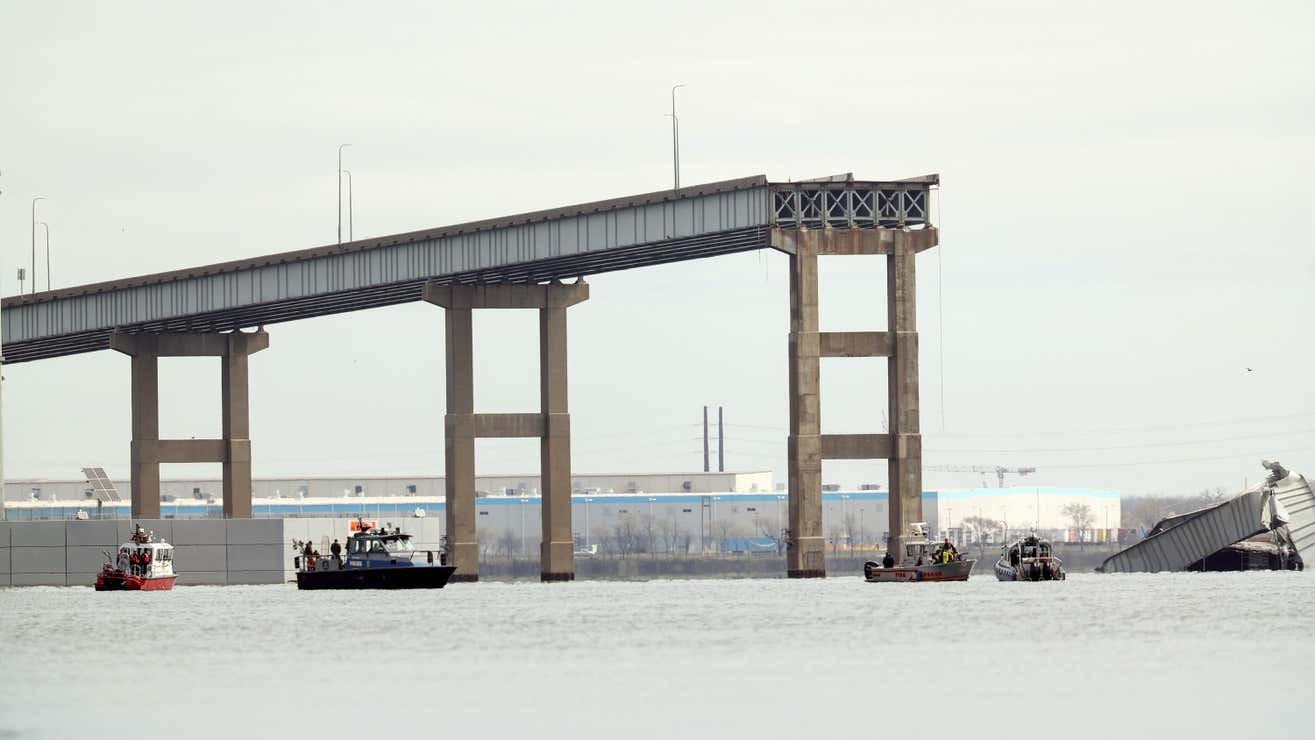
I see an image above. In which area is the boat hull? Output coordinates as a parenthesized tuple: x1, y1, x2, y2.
(296, 565, 457, 590)
(994, 559, 1066, 581)
(95, 571, 177, 591)
(863, 559, 975, 582)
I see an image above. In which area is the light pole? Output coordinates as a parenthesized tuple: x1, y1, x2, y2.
(519, 497, 528, 558)
(38, 222, 49, 291)
(841, 494, 850, 552)
(584, 497, 592, 548)
(776, 494, 784, 536)
(30, 197, 44, 295)
(337, 144, 351, 244)
(342, 169, 353, 241)
(648, 497, 657, 554)
(669, 84, 686, 189)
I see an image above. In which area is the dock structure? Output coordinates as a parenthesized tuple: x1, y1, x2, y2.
(0, 173, 938, 581)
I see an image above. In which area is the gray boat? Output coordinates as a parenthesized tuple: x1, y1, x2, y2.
(994, 535, 1066, 581)
(864, 523, 975, 582)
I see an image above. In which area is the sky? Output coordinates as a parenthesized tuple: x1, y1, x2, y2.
(1, 0, 1312, 496)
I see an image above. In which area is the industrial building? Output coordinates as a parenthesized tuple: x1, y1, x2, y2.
(3, 474, 1121, 553)
(2, 470, 774, 503)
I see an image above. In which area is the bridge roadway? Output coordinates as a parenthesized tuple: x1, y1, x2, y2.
(1, 173, 934, 363)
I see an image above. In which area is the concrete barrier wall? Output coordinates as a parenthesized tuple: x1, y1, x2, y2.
(0, 518, 343, 587)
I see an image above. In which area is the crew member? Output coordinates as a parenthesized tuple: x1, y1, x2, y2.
(881, 551, 895, 568)
(330, 539, 343, 562)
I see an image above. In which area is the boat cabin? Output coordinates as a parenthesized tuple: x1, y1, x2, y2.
(1004, 536, 1053, 566)
(348, 532, 417, 556)
(115, 533, 175, 578)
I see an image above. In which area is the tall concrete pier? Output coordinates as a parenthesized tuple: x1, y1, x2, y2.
(110, 330, 268, 519)
(775, 226, 938, 577)
(424, 281, 588, 582)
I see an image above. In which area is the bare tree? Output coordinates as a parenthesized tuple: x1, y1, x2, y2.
(826, 523, 845, 554)
(1060, 502, 1094, 547)
(961, 515, 1000, 558)
(612, 513, 642, 557)
(640, 512, 657, 556)
(496, 529, 518, 560)
(843, 512, 861, 553)
(656, 517, 675, 555)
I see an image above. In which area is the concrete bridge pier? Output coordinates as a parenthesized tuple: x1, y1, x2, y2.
(774, 227, 937, 577)
(110, 330, 269, 519)
(424, 281, 589, 583)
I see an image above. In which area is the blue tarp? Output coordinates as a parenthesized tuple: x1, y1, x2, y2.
(719, 537, 779, 554)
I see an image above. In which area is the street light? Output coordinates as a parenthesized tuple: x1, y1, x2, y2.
(341, 169, 354, 242)
(30, 197, 44, 295)
(669, 84, 686, 189)
(519, 497, 528, 557)
(37, 222, 49, 291)
(337, 144, 351, 244)
(583, 497, 593, 548)
(648, 497, 657, 553)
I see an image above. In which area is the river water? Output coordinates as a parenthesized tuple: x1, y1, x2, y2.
(1, 572, 1311, 740)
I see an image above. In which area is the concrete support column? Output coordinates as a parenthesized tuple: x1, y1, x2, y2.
(111, 330, 267, 521)
(444, 307, 479, 582)
(426, 281, 588, 583)
(130, 353, 161, 519)
(887, 232, 922, 558)
(539, 305, 574, 582)
(787, 237, 825, 578)
(221, 337, 253, 519)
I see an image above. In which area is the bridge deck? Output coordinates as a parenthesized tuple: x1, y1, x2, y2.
(1, 174, 935, 363)
(1099, 474, 1310, 573)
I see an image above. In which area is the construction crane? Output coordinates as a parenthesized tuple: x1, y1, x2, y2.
(924, 465, 1037, 488)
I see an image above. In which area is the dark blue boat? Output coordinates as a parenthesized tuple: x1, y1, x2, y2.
(295, 526, 455, 590)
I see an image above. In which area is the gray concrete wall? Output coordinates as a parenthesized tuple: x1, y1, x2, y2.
(0, 517, 450, 587)
(1, 518, 296, 586)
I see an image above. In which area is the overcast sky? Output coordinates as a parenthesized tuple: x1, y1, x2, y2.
(1, 0, 1311, 496)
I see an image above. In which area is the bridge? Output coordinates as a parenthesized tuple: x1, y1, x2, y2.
(1, 172, 939, 582)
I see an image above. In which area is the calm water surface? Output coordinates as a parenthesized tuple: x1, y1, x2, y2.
(1, 573, 1311, 740)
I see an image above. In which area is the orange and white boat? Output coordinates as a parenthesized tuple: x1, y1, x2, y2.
(94, 525, 177, 591)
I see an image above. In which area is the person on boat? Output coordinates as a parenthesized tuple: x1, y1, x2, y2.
(882, 551, 895, 568)
(330, 539, 342, 562)
(128, 551, 139, 576)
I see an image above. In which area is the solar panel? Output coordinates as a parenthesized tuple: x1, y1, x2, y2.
(82, 467, 122, 502)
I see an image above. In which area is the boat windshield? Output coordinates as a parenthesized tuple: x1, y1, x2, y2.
(384, 538, 415, 553)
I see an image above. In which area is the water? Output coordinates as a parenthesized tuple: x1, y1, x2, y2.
(1, 573, 1311, 740)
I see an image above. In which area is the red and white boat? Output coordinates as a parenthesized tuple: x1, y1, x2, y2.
(94, 525, 178, 591)
(863, 522, 976, 583)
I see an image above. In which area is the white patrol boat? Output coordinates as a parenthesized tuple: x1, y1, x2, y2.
(994, 535, 1066, 581)
(863, 522, 975, 583)
(294, 521, 456, 590)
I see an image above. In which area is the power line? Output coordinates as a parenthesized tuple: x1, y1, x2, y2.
(927, 427, 1315, 454)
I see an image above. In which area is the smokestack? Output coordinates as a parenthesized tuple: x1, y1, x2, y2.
(718, 406, 724, 473)
(702, 406, 710, 473)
